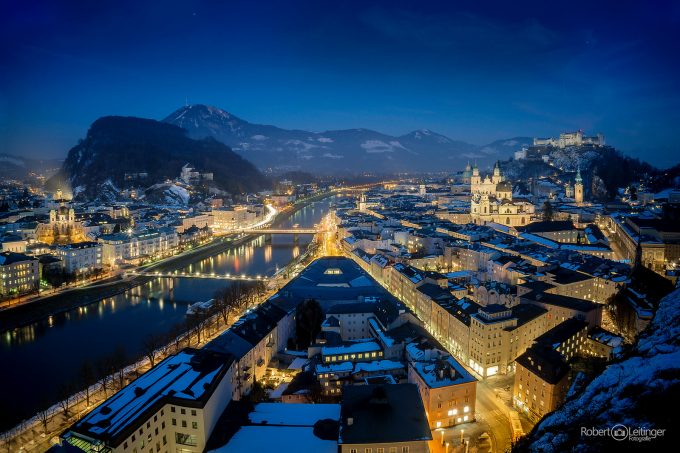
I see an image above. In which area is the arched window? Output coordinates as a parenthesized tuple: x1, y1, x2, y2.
(506, 217, 510, 225)
(521, 217, 526, 225)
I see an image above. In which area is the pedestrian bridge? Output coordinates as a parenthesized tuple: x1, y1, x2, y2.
(126, 270, 271, 281)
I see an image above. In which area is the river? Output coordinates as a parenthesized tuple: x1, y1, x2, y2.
(0, 197, 333, 431)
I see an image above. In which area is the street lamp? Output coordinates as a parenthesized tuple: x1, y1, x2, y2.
(460, 429, 464, 444)
(445, 442, 450, 453)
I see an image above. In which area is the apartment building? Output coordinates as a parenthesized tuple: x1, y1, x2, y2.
(61, 349, 235, 453)
(408, 357, 477, 429)
(0, 251, 39, 296)
(513, 345, 570, 422)
(99, 228, 179, 266)
(339, 384, 432, 453)
(532, 318, 589, 361)
(56, 241, 103, 275)
(468, 304, 548, 378)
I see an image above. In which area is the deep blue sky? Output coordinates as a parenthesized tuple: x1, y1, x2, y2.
(1, 0, 679, 167)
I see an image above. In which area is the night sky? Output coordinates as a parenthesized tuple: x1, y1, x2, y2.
(1, 0, 679, 167)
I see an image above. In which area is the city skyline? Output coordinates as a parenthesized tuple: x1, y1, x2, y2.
(2, 0, 680, 166)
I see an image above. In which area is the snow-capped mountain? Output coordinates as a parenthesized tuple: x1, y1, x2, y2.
(163, 105, 531, 173)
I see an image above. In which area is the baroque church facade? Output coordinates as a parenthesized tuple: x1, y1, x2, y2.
(468, 162, 535, 227)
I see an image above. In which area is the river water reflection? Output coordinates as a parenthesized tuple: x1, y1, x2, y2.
(0, 198, 332, 431)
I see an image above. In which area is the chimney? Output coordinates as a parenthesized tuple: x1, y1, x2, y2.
(347, 417, 354, 426)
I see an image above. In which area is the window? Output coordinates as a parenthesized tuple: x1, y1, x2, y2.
(402, 448, 409, 453)
(365, 449, 372, 453)
(377, 449, 384, 453)
(350, 450, 358, 453)
(191, 410, 197, 416)
(124, 442, 128, 449)
(171, 407, 176, 413)
(175, 433, 197, 446)
(171, 419, 176, 426)
(162, 435, 167, 445)
(192, 422, 198, 429)
(182, 420, 187, 428)
(180, 408, 186, 415)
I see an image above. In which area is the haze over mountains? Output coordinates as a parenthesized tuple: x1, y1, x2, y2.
(163, 105, 531, 173)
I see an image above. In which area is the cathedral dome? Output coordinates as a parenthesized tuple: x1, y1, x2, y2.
(497, 181, 512, 192)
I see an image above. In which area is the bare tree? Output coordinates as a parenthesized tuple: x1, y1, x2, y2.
(142, 333, 164, 368)
(166, 323, 185, 353)
(79, 359, 96, 407)
(58, 384, 74, 418)
(110, 345, 128, 390)
(36, 406, 51, 434)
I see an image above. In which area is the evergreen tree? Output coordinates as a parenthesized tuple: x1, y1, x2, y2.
(542, 200, 554, 221)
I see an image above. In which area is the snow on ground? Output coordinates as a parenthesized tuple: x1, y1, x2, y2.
(360, 140, 407, 153)
(526, 288, 680, 452)
(165, 184, 190, 205)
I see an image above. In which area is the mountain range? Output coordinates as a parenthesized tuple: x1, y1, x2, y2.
(46, 116, 267, 201)
(163, 104, 531, 173)
(0, 153, 62, 181)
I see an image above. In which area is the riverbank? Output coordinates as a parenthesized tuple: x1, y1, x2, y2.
(0, 192, 334, 333)
(0, 202, 332, 452)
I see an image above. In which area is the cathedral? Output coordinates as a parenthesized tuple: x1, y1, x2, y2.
(469, 162, 535, 226)
(36, 201, 87, 244)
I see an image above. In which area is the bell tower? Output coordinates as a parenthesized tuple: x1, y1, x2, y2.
(574, 166, 584, 204)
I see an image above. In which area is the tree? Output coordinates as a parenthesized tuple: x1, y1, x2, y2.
(142, 333, 164, 368)
(542, 200, 554, 221)
(79, 359, 96, 406)
(110, 345, 128, 390)
(96, 356, 113, 398)
(168, 323, 186, 353)
(295, 299, 324, 349)
(36, 405, 51, 434)
(58, 384, 74, 418)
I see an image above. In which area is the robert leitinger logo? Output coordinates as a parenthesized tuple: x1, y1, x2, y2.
(581, 424, 666, 442)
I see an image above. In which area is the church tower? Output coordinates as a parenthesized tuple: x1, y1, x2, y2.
(574, 166, 584, 204)
(471, 163, 481, 189)
(492, 161, 503, 184)
(358, 193, 367, 211)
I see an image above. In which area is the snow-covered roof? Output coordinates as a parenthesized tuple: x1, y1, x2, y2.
(212, 426, 336, 453)
(69, 349, 233, 445)
(410, 356, 476, 388)
(322, 340, 382, 356)
(248, 403, 340, 426)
